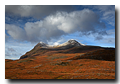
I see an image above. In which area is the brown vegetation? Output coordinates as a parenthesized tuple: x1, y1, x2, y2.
(5, 47, 115, 79)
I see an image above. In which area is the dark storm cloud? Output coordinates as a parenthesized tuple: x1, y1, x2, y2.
(5, 5, 73, 18)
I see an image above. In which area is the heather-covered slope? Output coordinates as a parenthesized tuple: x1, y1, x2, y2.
(69, 49, 115, 61)
(5, 49, 115, 79)
(6, 39, 115, 79)
(20, 40, 103, 59)
(20, 45, 103, 59)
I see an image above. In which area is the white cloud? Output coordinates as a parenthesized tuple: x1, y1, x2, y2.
(47, 38, 66, 46)
(25, 9, 106, 42)
(94, 5, 115, 26)
(5, 24, 27, 41)
(102, 10, 115, 26)
(106, 29, 115, 35)
(5, 41, 35, 59)
(6, 9, 106, 43)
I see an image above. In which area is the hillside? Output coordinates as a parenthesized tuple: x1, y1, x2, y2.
(5, 40, 115, 79)
(20, 40, 103, 59)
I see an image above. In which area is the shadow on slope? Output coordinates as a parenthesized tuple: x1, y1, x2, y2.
(69, 49, 115, 61)
(57, 46, 102, 53)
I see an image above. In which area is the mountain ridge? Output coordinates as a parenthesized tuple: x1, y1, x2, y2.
(19, 39, 114, 59)
(36, 39, 85, 49)
(20, 39, 101, 59)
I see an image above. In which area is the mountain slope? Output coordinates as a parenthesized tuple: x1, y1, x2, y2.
(20, 39, 107, 59)
(6, 48, 115, 79)
(6, 39, 115, 79)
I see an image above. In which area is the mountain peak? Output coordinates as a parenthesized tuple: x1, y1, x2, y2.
(67, 39, 78, 43)
(34, 41, 48, 48)
(35, 39, 85, 49)
(54, 39, 85, 49)
(39, 41, 45, 44)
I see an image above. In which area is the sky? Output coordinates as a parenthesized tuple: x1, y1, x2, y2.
(5, 5, 115, 60)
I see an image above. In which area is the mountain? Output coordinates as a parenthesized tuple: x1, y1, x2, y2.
(6, 39, 115, 79)
(19, 39, 113, 59)
(36, 39, 85, 49)
(34, 41, 49, 48)
(53, 39, 85, 49)
(20, 39, 85, 59)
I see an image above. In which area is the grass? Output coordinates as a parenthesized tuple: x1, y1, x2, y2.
(54, 62, 69, 66)
(47, 55, 68, 60)
(17, 57, 36, 63)
(5, 48, 115, 79)
(54, 75, 64, 79)
(79, 64, 83, 66)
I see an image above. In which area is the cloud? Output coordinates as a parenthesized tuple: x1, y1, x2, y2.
(7, 47, 16, 52)
(5, 5, 73, 18)
(5, 47, 16, 58)
(5, 9, 106, 43)
(100, 38, 115, 44)
(95, 36, 103, 40)
(94, 5, 115, 26)
(5, 34, 9, 42)
(5, 24, 27, 41)
(106, 29, 115, 35)
(94, 5, 114, 11)
(5, 41, 35, 59)
(47, 38, 66, 46)
(83, 5, 115, 26)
